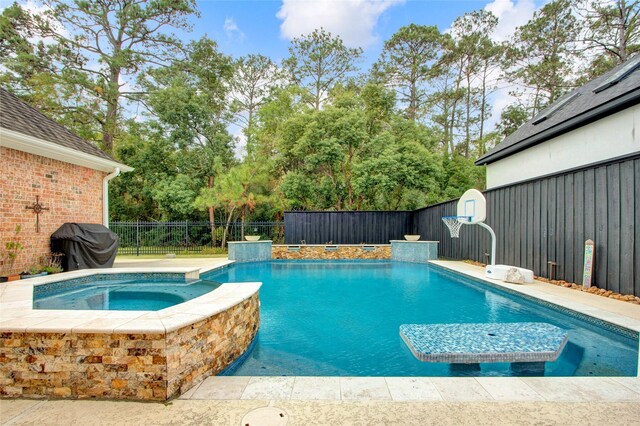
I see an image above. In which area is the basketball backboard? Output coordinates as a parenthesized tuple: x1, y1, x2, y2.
(456, 189, 486, 224)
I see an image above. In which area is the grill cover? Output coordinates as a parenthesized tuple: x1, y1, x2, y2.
(51, 223, 118, 271)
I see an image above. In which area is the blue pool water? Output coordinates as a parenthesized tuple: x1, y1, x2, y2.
(33, 277, 221, 311)
(204, 261, 639, 377)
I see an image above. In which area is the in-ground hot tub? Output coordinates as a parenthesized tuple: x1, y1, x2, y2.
(0, 265, 260, 400)
(32, 273, 224, 311)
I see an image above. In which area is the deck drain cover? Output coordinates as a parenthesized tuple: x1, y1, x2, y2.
(241, 407, 288, 426)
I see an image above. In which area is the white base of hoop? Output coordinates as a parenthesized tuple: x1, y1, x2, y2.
(485, 265, 534, 283)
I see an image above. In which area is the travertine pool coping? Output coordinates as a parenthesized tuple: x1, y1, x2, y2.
(429, 260, 640, 334)
(0, 260, 262, 334)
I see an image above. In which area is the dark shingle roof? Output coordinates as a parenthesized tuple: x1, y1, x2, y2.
(0, 87, 115, 162)
(476, 56, 640, 165)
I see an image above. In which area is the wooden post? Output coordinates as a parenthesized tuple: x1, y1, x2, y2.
(547, 261, 557, 281)
(582, 239, 595, 288)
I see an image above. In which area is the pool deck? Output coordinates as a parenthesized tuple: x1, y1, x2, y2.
(2, 257, 639, 425)
(431, 260, 640, 326)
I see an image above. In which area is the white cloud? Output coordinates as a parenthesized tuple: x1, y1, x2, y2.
(484, 0, 537, 42)
(224, 17, 245, 42)
(277, 0, 404, 48)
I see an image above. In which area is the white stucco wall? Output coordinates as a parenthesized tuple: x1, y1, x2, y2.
(486, 104, 640, 189)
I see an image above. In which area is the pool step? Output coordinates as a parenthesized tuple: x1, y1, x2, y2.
(400, 322, 568, 364)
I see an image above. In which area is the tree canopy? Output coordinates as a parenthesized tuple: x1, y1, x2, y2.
(2, 0, 637, 233)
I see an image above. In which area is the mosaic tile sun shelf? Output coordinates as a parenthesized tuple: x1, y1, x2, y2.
(400, 322, 568, 363)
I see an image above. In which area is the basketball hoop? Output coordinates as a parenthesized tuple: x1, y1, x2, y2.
(442, 216, 471, 238)
(441, 188, 496, 267)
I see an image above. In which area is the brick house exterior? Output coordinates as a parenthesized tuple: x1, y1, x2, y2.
(0, 88, 131, 275)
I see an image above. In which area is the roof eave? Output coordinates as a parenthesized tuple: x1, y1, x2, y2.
(476, 88, 640, 166)
(0, 127, 134, 173)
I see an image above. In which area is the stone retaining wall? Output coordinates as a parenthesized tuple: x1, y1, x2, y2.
(273, 245, 391, 260)
(0, 293, 259, 401)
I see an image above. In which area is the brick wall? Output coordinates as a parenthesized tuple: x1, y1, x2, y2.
(0, 147, 106, 275)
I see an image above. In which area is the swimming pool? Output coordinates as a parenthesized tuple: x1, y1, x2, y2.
(204, 260, 638, 377)
(33, 274, 222, 310)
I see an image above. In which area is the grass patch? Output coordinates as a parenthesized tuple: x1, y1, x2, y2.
(116, 254, 228, 259)
(116, 247, 228, 257)
(116, 249, 228, 259)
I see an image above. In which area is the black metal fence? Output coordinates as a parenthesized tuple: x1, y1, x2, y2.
(110, 221, 284, 255)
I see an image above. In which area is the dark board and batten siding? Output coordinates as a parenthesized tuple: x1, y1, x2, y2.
(284, 154, 640, 296)
(414, 154, 640, 297)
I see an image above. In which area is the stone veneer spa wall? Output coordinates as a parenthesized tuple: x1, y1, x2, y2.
(272, 245, 391, 260)
(166, 293, 259, 398)
(0, 293, 259, 400)
(235, 242, 437, 262)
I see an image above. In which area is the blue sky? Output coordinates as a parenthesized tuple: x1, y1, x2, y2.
(192, 0, 543, 70)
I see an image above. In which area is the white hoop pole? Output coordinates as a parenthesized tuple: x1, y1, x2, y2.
(477, 222, 496, 266)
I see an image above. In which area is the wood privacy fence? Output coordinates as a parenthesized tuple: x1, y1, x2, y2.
(284, 211, 412, 244)
(285, 154, 640, 296)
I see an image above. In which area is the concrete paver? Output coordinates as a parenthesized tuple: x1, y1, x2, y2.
(113, 257, 230, 272)
(385, 377, 442, 401)
(0, 400, 43, 424)
(291, 377, 341, 400)
(431, 260, 640, 322)
(340, 377, 391, 401)
(241, 377, 295, 400)
(430, 377, 493, 401)
(186, 377, 251, 400)
(475, 378, 543, 401)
